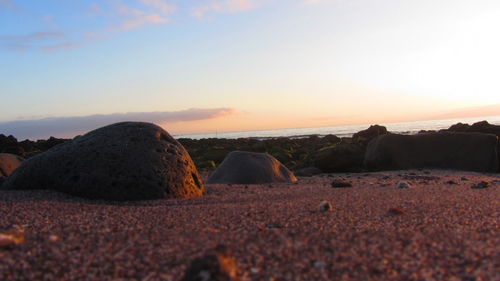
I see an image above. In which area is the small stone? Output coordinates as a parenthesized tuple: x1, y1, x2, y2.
(387, 207, 405, 216)
(461, 177, 468, 181)
(266, 223, 283, 229)
(445, 180, 458, 185)
(49, 234, 60, 242)
(0, 225, 25, 247)
(397, 181, 411, 189)
(312, 261, 326, 268)
(471, 181, 489, 189)
(318, 200, 333, 212)
(181, 244, 241, 281)
(250, 268, 260, 274)
(331, 180, 352, 188)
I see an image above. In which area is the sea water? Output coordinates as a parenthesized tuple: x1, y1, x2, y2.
(174, 115, 500, 140)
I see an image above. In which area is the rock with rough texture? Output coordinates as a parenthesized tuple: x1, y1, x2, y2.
(2, 122, 205, 201)
(352, 125, 388, 143)
(313, 142, 365, 172)
(207, 151, 297, 184)
(0, 153, 24, 178)
(364, 132, 498, 172)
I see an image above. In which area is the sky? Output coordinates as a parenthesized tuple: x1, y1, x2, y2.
(1, 0, 499, 139)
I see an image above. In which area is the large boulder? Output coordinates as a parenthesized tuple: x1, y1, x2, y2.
(206, 151, 297, 184)
(0, 153, 24, 178)
(2, 122, 205, 200)
(313, 142, 365, 172)
(364, 132, 498, 172)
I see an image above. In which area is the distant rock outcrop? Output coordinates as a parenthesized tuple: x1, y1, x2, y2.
(207, 151, 297, 184)
(2, 122, 205, 201)
(352, 125, 389, 143)
(467, 121, 500, 136)
(364, 132, 498, 172)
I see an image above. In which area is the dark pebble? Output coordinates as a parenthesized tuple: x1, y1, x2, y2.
(387, 207, 405, 216)
(331, 180, 352, 188)
(471, 181, 489, 189)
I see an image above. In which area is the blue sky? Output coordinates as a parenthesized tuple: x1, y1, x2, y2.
(1, 0, 500, 139)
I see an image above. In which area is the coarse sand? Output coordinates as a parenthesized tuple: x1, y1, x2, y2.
(0, 170, 499, 281)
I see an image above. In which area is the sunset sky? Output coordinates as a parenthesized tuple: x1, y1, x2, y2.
(1, 0, 499, 139)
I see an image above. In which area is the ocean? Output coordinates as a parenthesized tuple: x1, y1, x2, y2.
(174, 115, 500, 140)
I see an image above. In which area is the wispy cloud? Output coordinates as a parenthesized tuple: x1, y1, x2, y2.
(113, 3, 169, 31)
(1, 0, 270, 52)
(191, 0, 257, 19)
(0, 108, 236, 140)
(0, 31, 81, 52)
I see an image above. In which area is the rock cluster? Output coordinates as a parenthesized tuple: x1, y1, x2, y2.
(2, 120, 499, 177)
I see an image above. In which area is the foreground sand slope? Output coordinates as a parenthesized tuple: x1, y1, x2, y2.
(0, 170, 498, 281)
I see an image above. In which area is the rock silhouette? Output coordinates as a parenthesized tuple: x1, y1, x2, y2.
(364, 132, 498, 172)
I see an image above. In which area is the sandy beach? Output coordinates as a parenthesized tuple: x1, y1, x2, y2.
(1, 170, 498, 280)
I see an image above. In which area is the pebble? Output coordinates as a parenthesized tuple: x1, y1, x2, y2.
(318, 201, 333, 212)
(397, 181, 411, 189)
(266, 223, 284, 229)
(181, 244, 240, 281)
(387, 207, 406, 216)
(471, 181, 489, 189)
(0, 225, 25, 247)
(331, 180, 352, 188)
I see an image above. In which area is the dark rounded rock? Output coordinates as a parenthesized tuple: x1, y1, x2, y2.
(0, 153, 24, 178)
(206, 151, 297, 184)
(313, 142, 365, 172)
(364, 132, 498, 172)
(2, 122, 205, 201)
